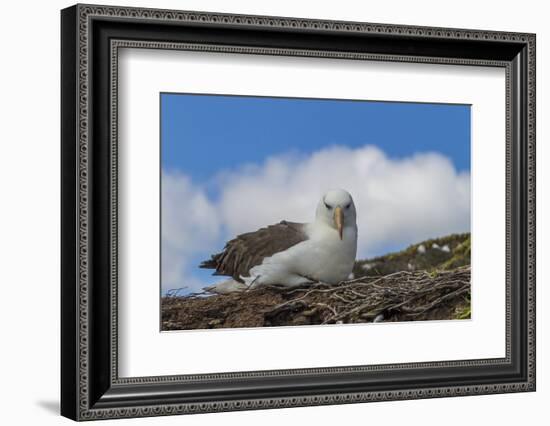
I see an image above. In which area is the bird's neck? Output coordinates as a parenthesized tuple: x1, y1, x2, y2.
(309, 219, 357, 240)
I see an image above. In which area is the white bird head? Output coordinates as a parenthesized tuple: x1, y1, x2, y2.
(315, 189, 357, 240)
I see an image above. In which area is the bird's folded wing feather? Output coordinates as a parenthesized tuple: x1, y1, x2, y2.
(199, 221, 308, 282)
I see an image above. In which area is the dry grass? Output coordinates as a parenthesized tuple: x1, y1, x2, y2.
(162, 266, 471, 330)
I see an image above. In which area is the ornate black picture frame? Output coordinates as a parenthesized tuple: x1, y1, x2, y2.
(61, 4, 536, 421)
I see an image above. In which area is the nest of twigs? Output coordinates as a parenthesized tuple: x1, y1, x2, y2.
(161, 266, 471, 330)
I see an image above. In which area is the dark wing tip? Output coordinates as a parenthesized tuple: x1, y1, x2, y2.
(199, 257, 218, 269)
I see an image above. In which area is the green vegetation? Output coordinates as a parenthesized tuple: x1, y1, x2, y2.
(352, 233, 472, 322)
(453, 292, 471, 319)
(440, 236, 471, 270)
(353, 233, 471, 279)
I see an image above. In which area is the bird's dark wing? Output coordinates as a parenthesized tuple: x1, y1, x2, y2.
(199, 221, 308, 282)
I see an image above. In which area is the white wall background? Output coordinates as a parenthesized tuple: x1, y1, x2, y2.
(0, 0, 546, 424)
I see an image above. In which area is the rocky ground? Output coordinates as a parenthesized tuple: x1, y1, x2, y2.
(161, 233, 471, 331)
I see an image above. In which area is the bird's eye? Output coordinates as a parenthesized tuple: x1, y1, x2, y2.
(324, 202, 332, 210)
(345, 203, 351, 210)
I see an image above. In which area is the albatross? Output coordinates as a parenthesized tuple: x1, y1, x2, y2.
(200, 189, 358, 293)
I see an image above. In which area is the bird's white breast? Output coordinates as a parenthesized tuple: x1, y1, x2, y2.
(299, 222, 358, 283)
(244, 221, 357, 287)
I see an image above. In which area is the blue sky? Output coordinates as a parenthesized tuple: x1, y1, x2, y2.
(161, 94, 470, 180)
(160, 93, 471, 294)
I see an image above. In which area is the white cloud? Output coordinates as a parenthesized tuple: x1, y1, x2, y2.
(162, 145, 470, 292)
(161, 172, 221, 292)
(218, 145, 470, 256)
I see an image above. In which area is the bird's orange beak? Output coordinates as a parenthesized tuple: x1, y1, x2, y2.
(334, 206, 344, 240)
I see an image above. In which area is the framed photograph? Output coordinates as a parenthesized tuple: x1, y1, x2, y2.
(61, 4, 536, 421)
